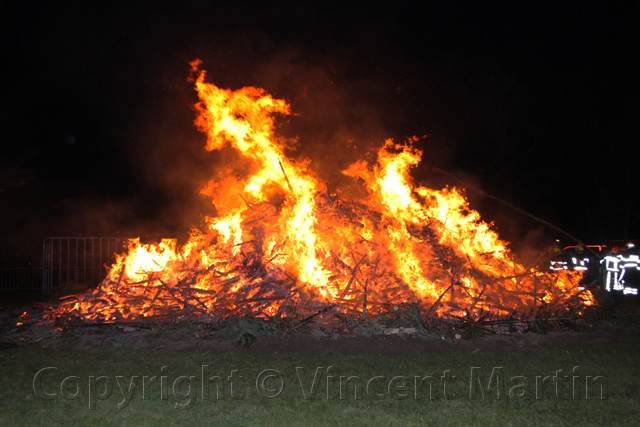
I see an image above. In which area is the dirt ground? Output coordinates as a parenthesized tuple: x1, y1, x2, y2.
(3, 316, 638, 355)
(2, 299, 639, 354)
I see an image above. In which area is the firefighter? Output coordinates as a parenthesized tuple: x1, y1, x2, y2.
(624, 242, 637, 254)
(561, 243, 581, 271)
(549, 243, 568, 271)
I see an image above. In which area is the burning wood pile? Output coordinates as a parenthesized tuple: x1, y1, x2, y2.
(46, 61, 594, 328)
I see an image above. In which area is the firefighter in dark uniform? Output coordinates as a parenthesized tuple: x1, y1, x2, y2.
(622, 242, 640, 301)
(549, 243, 568, 271)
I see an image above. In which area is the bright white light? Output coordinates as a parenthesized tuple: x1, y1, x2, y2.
(602, 253, 640, 295)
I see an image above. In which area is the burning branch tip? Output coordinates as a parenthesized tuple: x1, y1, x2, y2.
(239, 194, 254, 209)
(277, 158, 294, 193)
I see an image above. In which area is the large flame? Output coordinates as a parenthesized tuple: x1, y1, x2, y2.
(50, 62, 593, 323)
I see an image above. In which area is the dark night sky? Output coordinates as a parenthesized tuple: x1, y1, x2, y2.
(1, 0, 639, 265)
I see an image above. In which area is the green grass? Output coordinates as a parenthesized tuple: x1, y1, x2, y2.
(1, 337, 639, 426)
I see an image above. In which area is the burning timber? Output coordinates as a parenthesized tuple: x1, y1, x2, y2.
(48, 194, 592, 326)
(45, 61, 593, 327)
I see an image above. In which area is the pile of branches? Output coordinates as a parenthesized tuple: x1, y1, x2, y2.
(46, 195, 593, 328)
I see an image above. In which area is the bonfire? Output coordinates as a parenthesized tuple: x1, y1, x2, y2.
(47, 61, 593, 327)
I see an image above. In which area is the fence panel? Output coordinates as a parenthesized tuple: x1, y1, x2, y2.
(42, 237, 131, 297)
(0, 268, 42, 292)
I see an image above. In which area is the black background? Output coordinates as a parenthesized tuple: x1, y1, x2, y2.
(2, 0, 639, 266)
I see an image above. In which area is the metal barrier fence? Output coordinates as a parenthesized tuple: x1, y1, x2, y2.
(0, 267, 42, 292)
(42, 237, 131, 297)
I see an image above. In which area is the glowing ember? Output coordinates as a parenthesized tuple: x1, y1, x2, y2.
(48, 61, 594, 324)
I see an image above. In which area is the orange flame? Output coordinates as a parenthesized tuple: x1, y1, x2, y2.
(50, 63, 593, 323)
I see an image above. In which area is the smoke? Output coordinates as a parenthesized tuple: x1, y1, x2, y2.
(197, 44, 406, 188)
(108, 40, 411, 241)
(55, 28, 552, 263)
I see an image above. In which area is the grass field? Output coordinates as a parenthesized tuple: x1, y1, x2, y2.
(1, 333, 639, 426)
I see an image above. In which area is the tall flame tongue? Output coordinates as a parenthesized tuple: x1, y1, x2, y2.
(50, 63, 593, 323)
